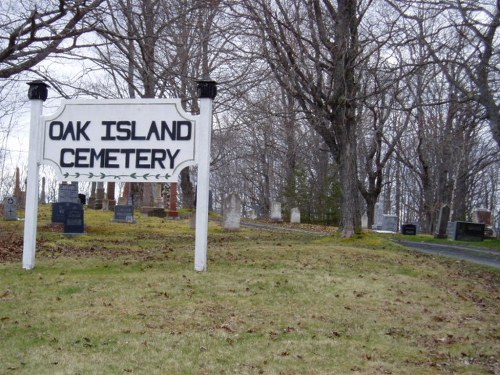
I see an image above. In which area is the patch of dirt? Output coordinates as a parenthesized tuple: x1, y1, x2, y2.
(0, 231, 23, 263)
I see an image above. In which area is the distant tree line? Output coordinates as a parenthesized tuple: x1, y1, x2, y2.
(0, 0, 498, 237)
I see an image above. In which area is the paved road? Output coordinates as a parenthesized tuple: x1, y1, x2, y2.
(240, 222, 500, 269)
(395, 240, 500, 269)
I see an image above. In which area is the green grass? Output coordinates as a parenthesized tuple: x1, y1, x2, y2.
(0, 206, 499, 374)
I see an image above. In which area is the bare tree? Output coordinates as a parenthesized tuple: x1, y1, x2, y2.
(241, 0, 363, 237)
(386, 0, 500, 148)
(0, 0, 104, 79)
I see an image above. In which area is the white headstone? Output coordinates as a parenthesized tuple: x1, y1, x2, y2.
(3, 197, 18, 221)
(101, 198, 109, 211)
(248, 209, 257, 220)
(382, 214, 398, 232)
(361, 212, 368, 229)
(290, 207, 301, 224)
(270, 202, 283, 222)
(374, 201, 384, 229)
(223, 193, 241, 231)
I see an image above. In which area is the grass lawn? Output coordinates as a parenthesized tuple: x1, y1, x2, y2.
(0, 206, 499, 374)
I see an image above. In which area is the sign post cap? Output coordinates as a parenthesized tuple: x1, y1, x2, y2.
(196, 79, 217, 99)
(27, 80, 49, 101)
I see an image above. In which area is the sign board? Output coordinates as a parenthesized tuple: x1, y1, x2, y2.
(41, 99, 197, 182)
(23, 80, 216, 271)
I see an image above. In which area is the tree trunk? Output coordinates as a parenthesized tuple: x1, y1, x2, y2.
(337, 131, 361, 235)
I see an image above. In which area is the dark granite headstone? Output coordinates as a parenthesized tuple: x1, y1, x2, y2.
(52, 202, 71, 223)
(114, 205, 136, 223)
(401, 224, 417, 235)
(64, 203, 85, 233)
(435, 204, 450, 238)
(64, 204, 85, 234)
(78, 194, 86, 205)
(447, 221, 485, 242)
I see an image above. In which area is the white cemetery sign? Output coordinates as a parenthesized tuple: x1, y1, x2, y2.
(23, 80, 216, 271)
(42, 99, 197, 182)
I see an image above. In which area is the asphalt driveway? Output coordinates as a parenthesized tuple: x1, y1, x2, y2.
(395, 240, 500, 269)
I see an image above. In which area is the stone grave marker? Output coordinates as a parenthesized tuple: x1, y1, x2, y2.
(447, 221, 485, 241)
(472, 209, 492, 226)
(401, 224, 417, 235)
(113, 205, 136, 223)
(382, 214, 398, 232)
(222, 193, 241, 231)
(361, 213, 368, 229)
(63, 203, 85, 234)
(270, 202, 283, 222)
(52, 202, 84, 225)
(248, 209, 257, 220)
(434, 204, 450, 239)
(290, 207, 301, 224)
(3, 197, 17, 221)
(374, 201, 384, 230)
(58, 182, 79, 203)
(472, 208, 494, 237)
(102, 198, 109, 211)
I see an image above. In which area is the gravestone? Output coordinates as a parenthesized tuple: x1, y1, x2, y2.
(58, 182, 79, 203)
(63, 204, 85, 234)
(3, 197, 17, 221)
(472, 208, 494, 238)
(290, 207, 301, 224)
(222, 193, 241, 231)
(401, 224, 417, 235)
(113, 205, 136, 223)
(270, 202, 283, 222)
(447, 221, 484, 242)
(248, 208, 257, 220)
(94, 182, 105, 209)
(106, 182, 116, 211)
(87, 182, 96, 208)
(434, 204, 450, 239)
(52, 202, 70, 223)
(117, 196, 128, 206)
(78, 194, 86, 205)
(168, 182, 178, 218)
(382, 214, 398, 232)
(472, 209, 492, 226)
(102, 198, 109, 211)
(189, 211, 196, 229)
(361, 213, 368, 229)
(374, 201, 384, 230)
(52, 202, 83, 224)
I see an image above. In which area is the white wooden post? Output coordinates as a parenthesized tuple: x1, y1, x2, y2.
(23, 81, 48, 269)
(194, 80, 217, 272)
